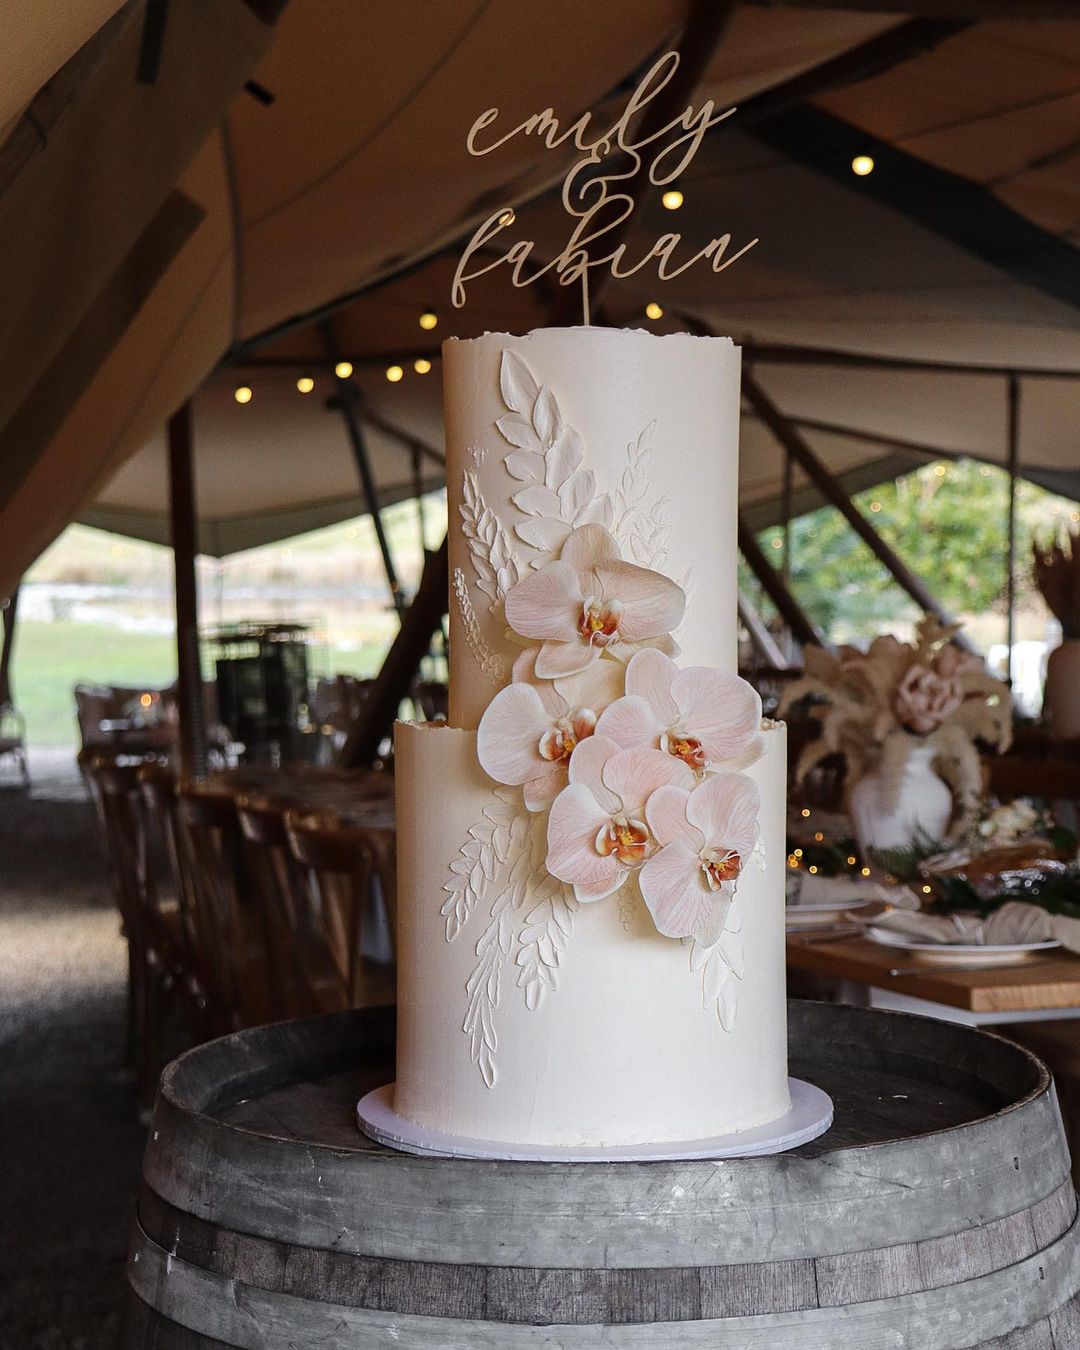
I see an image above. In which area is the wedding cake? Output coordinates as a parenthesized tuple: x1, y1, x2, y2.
(384, 326, 792, 1152)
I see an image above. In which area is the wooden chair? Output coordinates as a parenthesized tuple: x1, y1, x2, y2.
(174, 786, 277, 1032)
(283, 811, 397, 1010)
(88, 758, 186, 1114)
(235, 794, 320, 1018)
(138, 763, 214, 1040)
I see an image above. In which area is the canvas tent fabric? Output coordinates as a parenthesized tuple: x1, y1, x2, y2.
(1, 4, 1079, 587)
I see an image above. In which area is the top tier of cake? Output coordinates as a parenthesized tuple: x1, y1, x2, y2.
(443, 327, 741, 729)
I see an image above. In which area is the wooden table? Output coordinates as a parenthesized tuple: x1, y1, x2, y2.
(788, 931, 1080, 1026)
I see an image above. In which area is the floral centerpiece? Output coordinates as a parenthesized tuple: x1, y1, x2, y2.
(1034, 528, 1080, 737)
(779, 616, 1011, 858)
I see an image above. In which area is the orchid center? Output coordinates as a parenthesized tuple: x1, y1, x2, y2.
(661, 728, 708, 770)
(578, 595, 623, 647)
(700, 847, 742, 890)
(538, 709, 597, 764)
(595, 814, 650, 865)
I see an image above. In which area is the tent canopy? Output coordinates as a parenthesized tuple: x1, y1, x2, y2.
(2, 3, 1080, 582)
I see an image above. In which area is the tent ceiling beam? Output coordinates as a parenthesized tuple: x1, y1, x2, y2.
(744, 104, 1080, 318)
(338, 537, 449, 768)
(737, 590, 790, 671)
(321, 322, 405, 616)
(168, 402, 207, 781)
(737, 514, 823, 650)
(736, 17, 968, 131)
(0, 586, 20, 709)
(741, 0, 1080, 16)
(742, 342, 1080, 381)
(742, 368, 974, 645)
(554, 0, 737, 323)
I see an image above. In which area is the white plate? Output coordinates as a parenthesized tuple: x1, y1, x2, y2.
(866, 926, 1061, 966)
(786, 899, 876, 927)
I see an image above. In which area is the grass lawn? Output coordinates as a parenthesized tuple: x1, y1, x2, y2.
(11, 620, 178, 747)
(9, 618, 403, 748)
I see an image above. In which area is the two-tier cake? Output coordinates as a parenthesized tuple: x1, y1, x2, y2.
(359, 326, 817, 1157)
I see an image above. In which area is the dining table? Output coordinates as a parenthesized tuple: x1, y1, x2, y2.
(787, 926, 1080, 1027)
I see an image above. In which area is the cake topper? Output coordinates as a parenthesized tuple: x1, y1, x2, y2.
(452, 51, 757, 322)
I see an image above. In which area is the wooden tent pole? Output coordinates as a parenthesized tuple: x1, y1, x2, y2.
(0, 584, 19, 708)
(1005, 374, 1020, 683)
(737, 591, 789, 671)
(338, 538, 449, 768)
(742, 371, 969, 638)
(738, 515, 823, 650)
(168, 402, 206, 781)
(321, 324, 405, 617)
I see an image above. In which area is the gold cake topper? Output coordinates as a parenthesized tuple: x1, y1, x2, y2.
(452, 52, 757, 320)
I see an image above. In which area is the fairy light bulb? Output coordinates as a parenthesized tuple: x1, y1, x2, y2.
(414, 358, 432, 374)
(852, 154, 875, 177)
(334, 361, 353, 379)
(386, 364, 404, 383)
(234, 386, 252, 404)
(645, 302, 663, 320)
(498, 209, 515, 227)
(661, 189, 683, 210)
(296, 376, 314, 394)
(418, 311, 438, 331)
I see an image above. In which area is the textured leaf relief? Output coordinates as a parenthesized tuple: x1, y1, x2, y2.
(689, 902, 744, 1033)
(444, 789, 575, 1087)
(452, 568, 504, 689)
(613, 422, 673, 573)
(492, 350, 612, 560)
(460, 469, 521, 611)
(514, 809, 578, 1011)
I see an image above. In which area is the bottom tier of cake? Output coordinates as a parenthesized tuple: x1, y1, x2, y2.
(392, 721, 791, 1149)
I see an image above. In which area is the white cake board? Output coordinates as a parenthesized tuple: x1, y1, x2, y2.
(355, 1078, 832, 1162)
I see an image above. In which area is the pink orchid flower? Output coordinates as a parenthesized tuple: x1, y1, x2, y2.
(504, 524, 685, 679)
(595, 649, 762, 771)
(638, 772, 761, 945)
(476, 651, 625, 810)
(546, 735, 694, 902)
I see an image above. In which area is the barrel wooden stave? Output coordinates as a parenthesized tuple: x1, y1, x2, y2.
(124, 1002, 1080, 1349)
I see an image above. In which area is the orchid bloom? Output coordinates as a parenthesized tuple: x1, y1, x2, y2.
(546, 736, 693, 902)
(476, 651, 624, 810)
(595, 649, 762, 772)
(504, 524, 685, 679)
(638, 773, 761, 945)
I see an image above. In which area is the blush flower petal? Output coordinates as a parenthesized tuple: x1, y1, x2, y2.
(644, 784, 699, 849)
(669, 666, 763, 765)
(476, 684, 551, 786)
(625, 648, 679, 723)
(546, 785, 623, 901)
(594, 693, 663, 752)
(593, 561, 685, 641)
(602, 747, 694, 813)
(686, 772, 761, 863)
(639, 840, 717, 940)
(504, 560, 582, 641)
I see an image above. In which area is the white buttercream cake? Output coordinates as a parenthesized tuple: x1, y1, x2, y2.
(391, 327, 790, 1148)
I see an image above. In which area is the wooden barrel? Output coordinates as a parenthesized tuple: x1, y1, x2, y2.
(122, 1002, 1080, 1348)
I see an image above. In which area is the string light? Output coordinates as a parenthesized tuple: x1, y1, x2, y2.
(814, 832, 824, 843)
(386, 364, 404, 383)
(808, 866, 818, 875)
(770, 537, 783, 550)
(801, 808, 811, 818)
(414, 358, 432, 375)
(645, 301, 664, 320)
(861, 866, 872, 877)
(922, 884, 933, 894)
(934, 464, 947, 477)
(851, 154, 875, 176)
(661, 189, 683, 210)
(870, 501, 882, 513)
(334, 361, 353, 379)
(793, 848, 803, 858)
(296, 376, 314, 394)
(847, 856, 857, 866)
(234, 385, 252, 404)
(418, 311, 438, 331)
(498, 209, 515, 227)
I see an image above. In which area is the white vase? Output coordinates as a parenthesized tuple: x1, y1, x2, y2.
(1043, 639, 1080, 739)
(849, 742, 952, 861)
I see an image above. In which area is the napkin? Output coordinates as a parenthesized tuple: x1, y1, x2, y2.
(856, 901, 1080, 952)
(788, 873, 907, 907)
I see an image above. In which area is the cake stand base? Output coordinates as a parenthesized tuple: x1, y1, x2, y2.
(355, 1077, 832, 1161)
